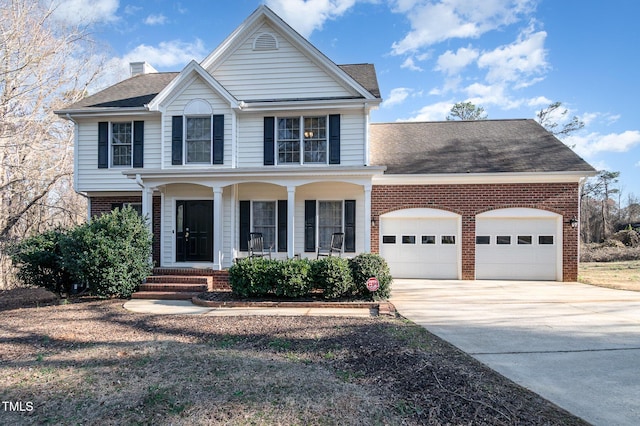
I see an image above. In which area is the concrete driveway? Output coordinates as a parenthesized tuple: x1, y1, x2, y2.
(390, 279, 640, 426)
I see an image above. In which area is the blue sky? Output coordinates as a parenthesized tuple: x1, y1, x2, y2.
(52, 0, 640, 199)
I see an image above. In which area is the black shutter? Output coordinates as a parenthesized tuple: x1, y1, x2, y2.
(304, 200, 316, 252)
(329, 114, 340, 164)
(239, 201, 250, 252)
(213, 114, 224, 165)
(171, 116, 183, 165)
(111, 203, 123, 211)
(133, 121, 144, 168)
(98, 122, 108, 168)
(344, 200, 356, 252)
(264, 117, 275, 165)
(277, 200, 287, 252)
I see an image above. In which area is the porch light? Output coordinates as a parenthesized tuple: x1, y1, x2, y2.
(568, 216, 578, 228)
(371, 217, 376, 227)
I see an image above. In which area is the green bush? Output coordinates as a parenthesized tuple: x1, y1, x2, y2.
(60, 206, 153, 298)
(229, 258, 279, 297)
(311, 256, 354, 299)
(274, 258, 313, 297)
(10, 229, 72, 296)
(349, 253, 393, 300)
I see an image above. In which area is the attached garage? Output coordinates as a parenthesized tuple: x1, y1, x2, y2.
(380, 208, 461, 279)
(475, 208, 562, 281)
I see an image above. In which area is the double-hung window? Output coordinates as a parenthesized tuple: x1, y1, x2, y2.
(111, 122, 132, 167)
(186, 117, 212, 164)
(318, 201, 342, 248)
(277, 116, 327, 164)
(252, 201, 276, 250)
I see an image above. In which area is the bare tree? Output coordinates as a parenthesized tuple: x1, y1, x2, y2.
(0, 0, 107, 287)
(582, 171, 620, 242)
(536, 101, 584, 137)
(446, 102, 488, 121)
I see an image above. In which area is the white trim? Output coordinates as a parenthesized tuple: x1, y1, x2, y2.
(381, 208, 460, 219)
(236, 98, 379, 112)
(373, 171, 595, 186)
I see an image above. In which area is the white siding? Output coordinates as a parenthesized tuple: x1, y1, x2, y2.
(209, 23, 356, 101)
(162, 76, 233, 168)
(236, 110, 366, 167)
(75, 115, 161, 192)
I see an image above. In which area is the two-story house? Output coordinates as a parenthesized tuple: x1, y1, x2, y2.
(56, 6, 595, 283)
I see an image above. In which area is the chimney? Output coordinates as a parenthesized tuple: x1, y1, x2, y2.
(130, 62, 158, 77)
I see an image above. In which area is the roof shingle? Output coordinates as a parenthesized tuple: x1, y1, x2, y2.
(370, 119, 595, 174)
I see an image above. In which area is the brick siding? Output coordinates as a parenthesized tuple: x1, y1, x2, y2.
(371, 183, 580, 281)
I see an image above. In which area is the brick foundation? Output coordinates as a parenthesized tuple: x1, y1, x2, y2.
(371, 183, 580, 281)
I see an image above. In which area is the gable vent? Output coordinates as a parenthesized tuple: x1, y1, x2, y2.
(253, 33, 278, 51)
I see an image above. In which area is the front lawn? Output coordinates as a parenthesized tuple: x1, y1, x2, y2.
(579, 260, 640, 291)
(0, 291, 586, 425)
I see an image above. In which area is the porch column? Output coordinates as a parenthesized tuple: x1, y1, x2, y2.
(287, 185, 296, 258)
(141, 186, 153, 236)
(213, 186, 224, 270)
(364, 184, 372, 252)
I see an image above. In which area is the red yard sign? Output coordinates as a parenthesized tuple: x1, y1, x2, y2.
(366, 277, 379, 292)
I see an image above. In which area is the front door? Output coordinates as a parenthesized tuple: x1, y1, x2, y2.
(176, 200, 213, 262)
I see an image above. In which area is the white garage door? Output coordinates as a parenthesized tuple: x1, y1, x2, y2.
(380, 208, 460, 279)
(475, 208, 561, 281)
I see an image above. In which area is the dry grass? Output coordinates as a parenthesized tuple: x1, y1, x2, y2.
(579, 260, 640, 291)
(0, 291, 586, 425)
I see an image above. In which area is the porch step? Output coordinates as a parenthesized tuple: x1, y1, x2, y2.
(139, 282, 208, 293)
(145, 275, 211, 286)
(131, 291, 201, 300)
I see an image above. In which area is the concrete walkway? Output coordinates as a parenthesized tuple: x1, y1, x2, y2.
(390, 279, 640, 426)
(123, 299, 374, 317)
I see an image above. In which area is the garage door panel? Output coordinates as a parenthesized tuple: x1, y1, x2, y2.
(476, 212, 559, 281)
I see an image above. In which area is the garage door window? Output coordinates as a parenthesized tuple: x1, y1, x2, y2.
(539, 235, 554, 245)
(402, 235, 416, 244)
(518, 235, 532, 245)
(497, 236, 511, 245)
(422, 235, 435, 244)
(382, 235, 396, 244)
(441, 235, 456, 244)
(476, 235, 490, 244)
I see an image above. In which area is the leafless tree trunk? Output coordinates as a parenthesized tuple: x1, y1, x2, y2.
(0, 0, 107, 288)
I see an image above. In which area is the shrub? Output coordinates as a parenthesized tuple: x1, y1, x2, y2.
(10, 229, 72, 296)
(229, 258, 279, 297)
(274, 258, 313, 297)
(349, 253, 393, 300)
(60, 206, 153, 298)
(311, 256, 354, 299)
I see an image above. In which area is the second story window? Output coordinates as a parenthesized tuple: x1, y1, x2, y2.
(186, 117, 211, 163)
(111, 122, 132, 167)
(277, 116, 327, 165)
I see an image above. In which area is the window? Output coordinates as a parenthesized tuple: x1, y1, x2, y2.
(318, 201, 342, 249)
(402, 235, 416, 244)
(497, 236, 511, 245)
(252, 201, 276, 250)
(518, 235, 532, 245)
(277, 116, 327, 164)
(441, 235, 456, 244)
(539, 235, 554, 245)
(476, 236, 490, 244)
(186, 117, 211, 163)
(382, 235, 396, 244)
(111, 122, 132, 166)
(422, 235, 436, 244)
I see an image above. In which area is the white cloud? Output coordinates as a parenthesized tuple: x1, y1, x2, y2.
(527, 96, 552, 107)
(401, 101, 454, 121)
(477, 27, 548, 85)
(144, 14, 168, 25)
(567, 130, 640, 157)
(123, 39, 208, 69)
(382, 88, 412, 108)
(51, 0, 120, 25)
(391, 0, 537, 55)
(266, 0, 358, 38)
(401, 57, 423, 71)
(435, 46, 479, 74)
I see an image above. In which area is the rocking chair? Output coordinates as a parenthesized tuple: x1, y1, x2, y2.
(317, 232, 344, 259)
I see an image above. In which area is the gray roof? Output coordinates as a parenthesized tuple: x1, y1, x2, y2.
(58, 63, 380, 113)
(59, 72, 179, 112)
(338, 64, 380, 98)
(370, 119, 595, 174)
